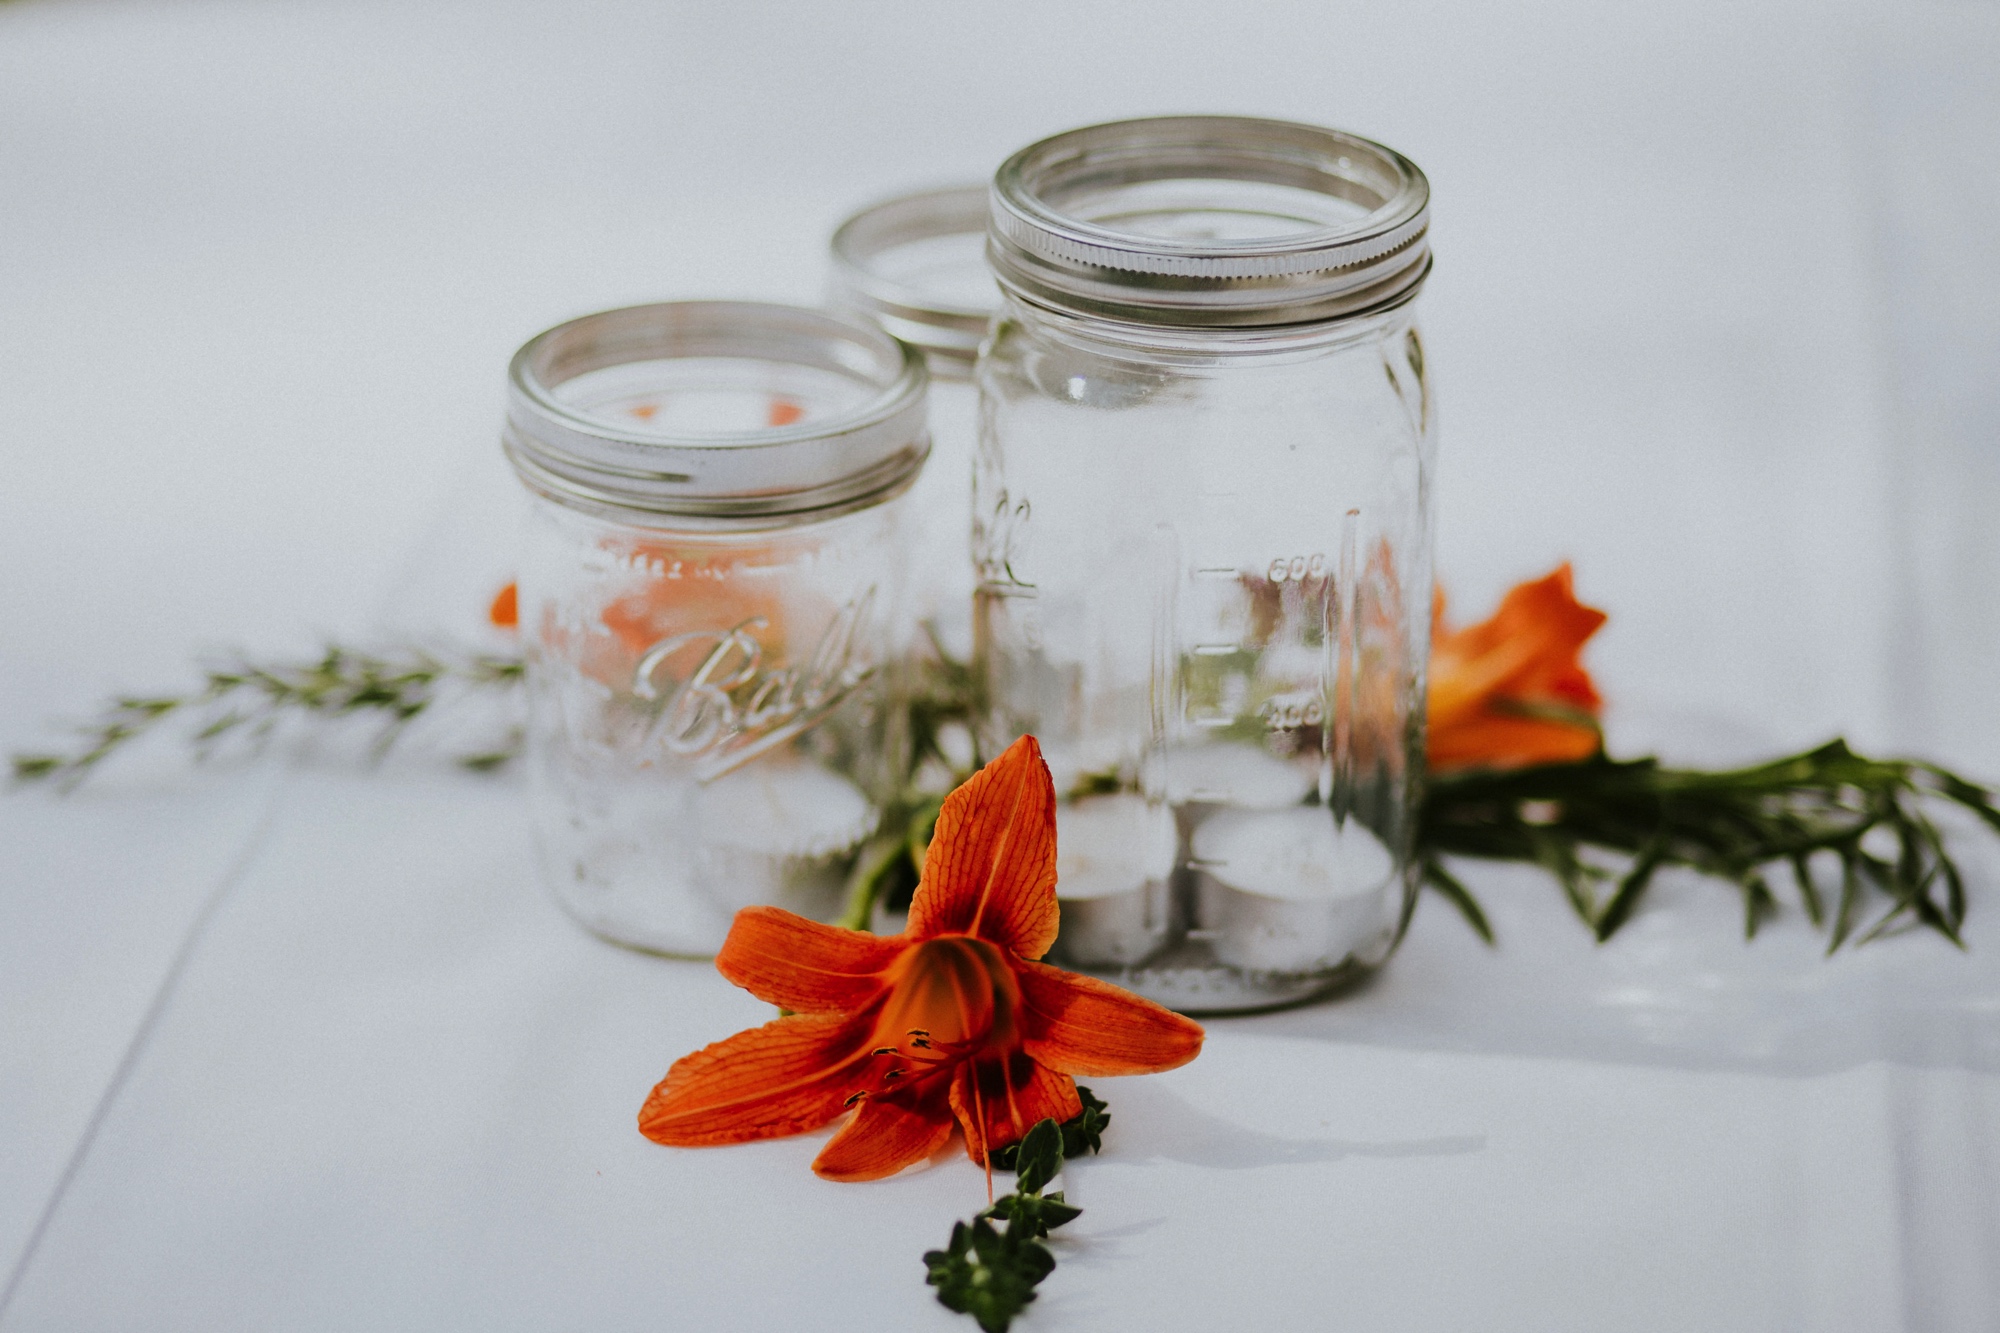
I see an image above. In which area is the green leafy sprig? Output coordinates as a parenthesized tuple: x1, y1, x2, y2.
(15, 637, 2000, 958)
(9, 646, 524, 789)
(926, 1093, 1104, 1333)
(1421, 740, 2000, 950)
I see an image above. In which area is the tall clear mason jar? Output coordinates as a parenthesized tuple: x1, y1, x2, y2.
(976, 117, 1436, 1012)
(828, 184, 995, 659)
(503, 301, 928, 956)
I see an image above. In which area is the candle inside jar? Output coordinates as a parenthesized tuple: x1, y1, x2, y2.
(1051, 794, 1180, 967)
(1191, 808, 1395, 973)
(692, 762, 878, 924)
(1167, 742, 1314, 808)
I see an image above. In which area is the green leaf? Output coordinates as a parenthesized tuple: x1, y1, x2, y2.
(989, 1085, 1109, 1171)
(1592, 839, 1664, 941)
(1067, 1084, 1110, 1158)
(1007, 1118, 1065, 1196)
(1789, 852, 1824, 928)
(1830, 852, 1863, 953)
(980, 1190, 1082, 1239)
(1741, 874, 1777, 940)
(924, 1217, 1055, 1333)
(1917, 762, 2000, 836)
(1421, 859, 1495, 943)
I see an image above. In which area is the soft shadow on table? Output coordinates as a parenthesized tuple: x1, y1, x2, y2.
(1229, 859, 2000, 1080)
(1090, 1080, 1486, 1171)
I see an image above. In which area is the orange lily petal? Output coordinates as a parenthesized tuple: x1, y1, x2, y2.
(1427, 710, 1601, 770)
(1494, 571, 1604, 707)
(949, 1054, 1082, 1164)
(1429, 564, 1604, 726)
(812, 1081, 956, 1181)
(639, 1011, 869, 1147)
(907, 736, 1060, 960)
(1428, 564, 1607, 771)
(1015, 960, 1205, 1077)
(715, 906, 907, 1014)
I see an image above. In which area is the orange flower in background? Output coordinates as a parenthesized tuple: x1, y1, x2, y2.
(639, 735, 1205, 1181)
(488, 582, 519, 629)
(1427, 563, 1607, 772)
(595, 535, 798, 660)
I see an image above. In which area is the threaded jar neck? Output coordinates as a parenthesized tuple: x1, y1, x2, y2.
(504, 301, 929, 529)
(987, 116, 1430, 329)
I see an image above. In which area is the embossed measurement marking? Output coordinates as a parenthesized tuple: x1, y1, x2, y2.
(1266, 553, 1328, 583)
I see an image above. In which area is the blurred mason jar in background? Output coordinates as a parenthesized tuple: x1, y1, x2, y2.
(828, 184, 994, 661)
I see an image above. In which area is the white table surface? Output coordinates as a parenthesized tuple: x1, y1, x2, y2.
(3, 0, 1998, 1329)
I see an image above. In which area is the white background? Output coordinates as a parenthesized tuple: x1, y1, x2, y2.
(3, 0, 1997, 1328)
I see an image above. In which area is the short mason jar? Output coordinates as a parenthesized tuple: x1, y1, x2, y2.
(828, 184, 995, 659)
(504, 301, 928, 955)
(977, 116, 1436, 1012)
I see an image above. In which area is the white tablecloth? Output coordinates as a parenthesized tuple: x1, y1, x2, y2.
(4, 1, 1997, 1328)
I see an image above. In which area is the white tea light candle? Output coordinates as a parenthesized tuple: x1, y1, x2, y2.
(693, 763, 878, 922)
(1052, 794, 1179, 966)
(1192, 809, 1396, 973)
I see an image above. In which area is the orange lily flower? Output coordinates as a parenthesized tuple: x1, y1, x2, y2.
(639, 735, 1205, 1181)
(1427, 563, 1607, 772)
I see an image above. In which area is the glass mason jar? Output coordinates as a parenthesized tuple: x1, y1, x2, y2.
(977, 117, 1436, 1012)
(503, 301, 929, 955)
(828, 184, 995, 659)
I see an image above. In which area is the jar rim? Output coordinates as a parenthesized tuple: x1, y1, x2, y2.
(827, 184, 996, 379)
(988, 116, 1431, 328)
(504, 301, 929, 523)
